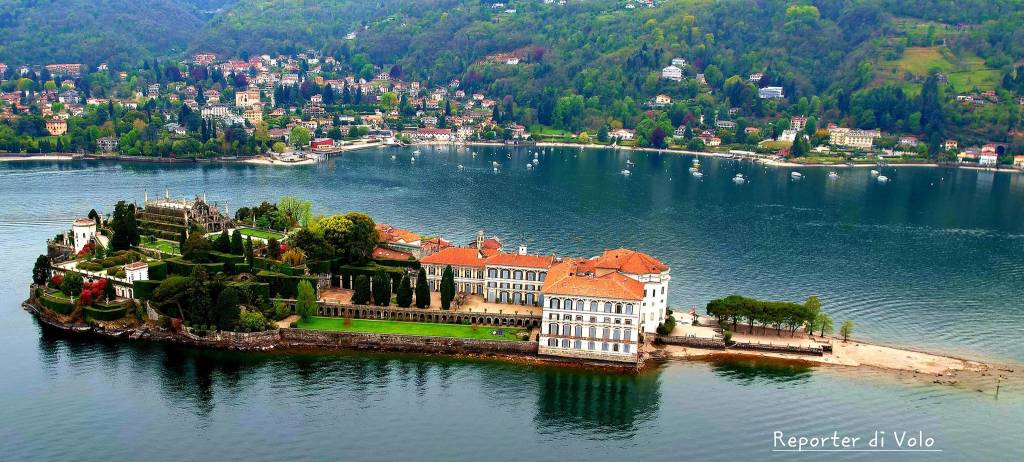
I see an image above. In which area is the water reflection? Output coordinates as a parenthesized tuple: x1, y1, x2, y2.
(708, 357, 814, 386)
(534, 368, 661, 438)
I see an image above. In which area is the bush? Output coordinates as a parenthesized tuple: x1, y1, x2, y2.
(238, 310, 270, 332)
(61, 272, 83, 296)
(40, 292, 75, 314)
(656, 323, 671, 335)
(722, 328, 733, 344)
(273, 299, 291, 321)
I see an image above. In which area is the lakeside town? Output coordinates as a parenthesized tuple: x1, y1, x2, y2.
(23, 192, 1000, 376)
(1, 52, 1023, 171)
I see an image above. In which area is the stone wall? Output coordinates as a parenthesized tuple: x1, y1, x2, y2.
(280, 328, 538, 356)
(655, 335, 727, 349)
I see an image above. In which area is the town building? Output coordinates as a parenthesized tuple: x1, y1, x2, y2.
(202, 105, 230, 119)
(790, 116, 807, 132)
(96, 137, 119, 152)
(758, 86, 784, 99)
(235, 88, 261, 108)
(124, 261, 149, 283)
(661, 65, 683, 82)
(45, 118, 67, 136)
(828, 127, 880, 150)
(1013, 155, 1024, 169)
(610, 128, 635, 141)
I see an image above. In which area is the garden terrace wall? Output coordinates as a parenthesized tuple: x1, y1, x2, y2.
(729, 341, 824, 356)
(280, 328, 538, 356)
(655, 335, 727, 349)
(313, 301, 543, 329)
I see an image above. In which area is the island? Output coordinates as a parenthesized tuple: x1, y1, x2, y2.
(23, 193, 1010, 379)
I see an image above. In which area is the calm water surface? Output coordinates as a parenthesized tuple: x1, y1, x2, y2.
(1, 147, 1022, 460)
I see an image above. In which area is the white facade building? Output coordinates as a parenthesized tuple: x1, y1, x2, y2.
(124, 261, 149, 283)
(71, 219, 96, 254)
(661, 65, 683, 81)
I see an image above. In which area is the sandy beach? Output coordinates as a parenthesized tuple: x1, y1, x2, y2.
(0, 155, 74, 162)
(243, 156, 317, 166)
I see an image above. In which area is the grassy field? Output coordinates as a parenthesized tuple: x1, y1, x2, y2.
(238, 228, 286, 240)
(296, 317, 528, 341)
(883, 46, 1000, 92)
(141, 239, 179, 254)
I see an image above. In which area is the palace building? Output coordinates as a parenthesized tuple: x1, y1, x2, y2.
(419, 232, 672, 363)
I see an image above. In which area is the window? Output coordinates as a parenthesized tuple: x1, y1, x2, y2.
(576, 300, 584, 311)
(563, 314, 571, 320)
(613, 344, 619, 352)
(514, 270, 522, 280)
(548, 323, 558, 335)
(527, 271, 536, 281)
(613, 328, 621, 340)
(588, 341, 595, 350)
(602, 327, 610, 339)
(624, 344, 631, 353)
(549, 314, 557, 320)
(501, 269, 510, 279)
(590, 301, 598, 312)
(625, 304, 634, 315)
(562, 323, 571, 335)
(549, 298, 560, 310)
(561, 339, 570, 348)
(574, 340, 582, 349)
(589, 326, 597, 338)
(575, 315, 583, 321)
(539, 272, 546, 281)
(428, 267, 435, 275)
(488, 268, 497, 278)
(547, 338, 557, 347)
(574, 325, 582, 337)
(604, 302, 612, 313)
(624, 328, 631, 340)
(615, 303, 622, 314)
(601, 343, 609, 351)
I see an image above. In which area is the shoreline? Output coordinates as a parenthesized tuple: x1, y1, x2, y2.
(24, 298, 1017, 382)
(3, 144, 1020, 174)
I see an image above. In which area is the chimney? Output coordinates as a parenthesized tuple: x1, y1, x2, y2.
(518, 244, 527, 256)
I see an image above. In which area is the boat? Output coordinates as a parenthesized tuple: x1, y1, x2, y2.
(828, 171, 839, 180)
(621, 169, 631, 176)
(493, 167, 499, 173)
(410, 156, 416, 162)
(532, 158, 539, 165)
(492, 161, 500, 167)
(692, 158, 700, 164)
(732, 174, 745, 184)
(870, 169, 880, 176)
(791, 172, 803, 179)
(626, 160, 635, 167)
(458, 164, 464, 170)
(507, 153, 512, 159)
(526, 163, 533, 169)
(390, 155, 396, 160)
(692, 171, 703, 178)
(413, 149, 421, 155)
(534, 152, 539, 158)
(689, 166, 699, 173)
(877, 175, 890, 182)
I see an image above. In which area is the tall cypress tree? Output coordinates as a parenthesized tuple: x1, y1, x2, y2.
(415, 271, 430, 308)
(372, 271, 391, 306)
(396, 274, 413, 308)
(352, 275, 371, 305)
(440, 265, 455, 310)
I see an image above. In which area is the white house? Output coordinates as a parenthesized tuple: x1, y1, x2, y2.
(124, 261, 149, 283)
(661, 65, 683, 82)
(758, 86, 784, 99)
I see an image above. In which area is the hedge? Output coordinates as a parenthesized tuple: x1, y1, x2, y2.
(256, 270, 318, 298)
(209, 251, 245, 265)
(372, 259, 421, 270)
(226, 281, 270, 301)
(165, 258, 225, 276)
(306, 260, 331, 274)
(148, 261, 168, 280)
(235, 263, 251, 274)
(84, 305, 128, 321)
(132, 279, 163, 301)
(40, 292, 74, 315)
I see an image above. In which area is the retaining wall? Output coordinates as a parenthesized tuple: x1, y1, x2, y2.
(280, 328, 538, 356)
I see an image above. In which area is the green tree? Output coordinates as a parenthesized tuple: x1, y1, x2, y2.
(61, 271, 83, 296)
(187, 266, 213, 326)
(244, 236, 254, 266)
(230, 229, 244, 255)
(102, 277, 116, 302)
(352, 275, 371, 305)
(290, 126, 311, 148)
(839, 320, 854, 342)
(32, 255, 49, 286)
(267, 238, 281, 260)
(182, 232, 212, 262)
(109, 201, 140, 250)
(817, 313, 834, 338)
(214, 229, 231, 253)
(439, 265, 455, 310)
(87, 208, 100, 226)
(415, 270, 430, 308)
(215, 286, 241, 330)
(372, 271, 391, 306)
(396, 274, 413, 307)
(295, 279, 317, 322)
(804, 295, 820, 334)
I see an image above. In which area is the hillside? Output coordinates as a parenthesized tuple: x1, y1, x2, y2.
(0, 0, 237, 66)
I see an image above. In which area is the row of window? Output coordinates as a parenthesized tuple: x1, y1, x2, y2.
(426, 266, 484, 278)
(548, 314, 632, 325)
(547, 323, 632, 341)
(546, 338, 631, 354)
(549, 298, 634, 315)
(488, 268, 547, 281)
(488, 282, 539, 292)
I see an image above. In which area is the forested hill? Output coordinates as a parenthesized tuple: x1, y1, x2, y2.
(0, 0, 235, 66)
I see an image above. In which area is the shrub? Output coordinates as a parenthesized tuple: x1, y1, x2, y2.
(61, 272, 83, 296)
(656, 323, 671, 335)
(238, 310, 270, 332)
(295, 280, 317, 322)
(723, 328, 733, 344)
(273, 299, 291, 321)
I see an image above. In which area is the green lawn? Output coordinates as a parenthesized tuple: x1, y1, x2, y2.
(238, 228, 286, 240)
(882, 46, 1000, 92)
(141, 239, 179, 254)
(296, 317, 527, 341)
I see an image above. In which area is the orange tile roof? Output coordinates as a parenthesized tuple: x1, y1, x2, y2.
(376, 224, 422, 245)
(593, 248, 668, 274)
(372, 246, 414, 261)
(485, 252, 554, 268)
(481, 237, 502, 250)
(420, 247, 485, 268)
(124, 261, 148, 270)
(542, 259, 644, 300)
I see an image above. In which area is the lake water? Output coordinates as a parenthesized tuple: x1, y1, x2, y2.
(1, 146, 1022, 460)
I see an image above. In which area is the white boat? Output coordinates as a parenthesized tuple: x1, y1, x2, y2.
(732, 175, 745, 184)
(626, 160, 635, 167)
(692, 171, 703, 178)
(692, 158, 700, 164)
(390, 155, 396, 160)
(791, 172, 803, 179)
(877, 175, 890, 182)
(507, 153, 512, 159)
(870, 169, 880, 176)
(492, 161, 500, 167)
(828, 171, 839, 179)
(534, 152, 539, 158)
(532, 159, 539, 165)
(493, 167, 499, 173)
(621, 169, 631, 176)
(410, 156, 416, 162)
(458, 164, 464, 170)
(526, 163, 533, 169)
(413, 149, 421, 155)
(471, 152, 477, 157)
(689, 166, 699, 172)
